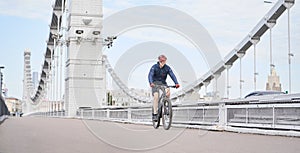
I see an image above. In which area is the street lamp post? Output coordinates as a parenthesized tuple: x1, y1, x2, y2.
(251, 37, 260, 91)
(240, 58, 243, 98)
(269, 28, 275, 73)
(287, 8, 291, 93)
(286, 6, 294, 93)
(225, 65, 232, 99)
(264, 1, 276, 75)
(237, 53, 245, 99)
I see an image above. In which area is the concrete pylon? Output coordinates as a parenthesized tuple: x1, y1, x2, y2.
(22, 49, 33, 114)
(65, 0, 106, 116)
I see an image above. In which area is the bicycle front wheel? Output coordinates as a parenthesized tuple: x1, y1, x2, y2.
(162, 98, 172, 130)
(152, 107, 160, 129)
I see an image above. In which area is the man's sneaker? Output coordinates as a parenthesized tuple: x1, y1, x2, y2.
(152, 114, 158, 122)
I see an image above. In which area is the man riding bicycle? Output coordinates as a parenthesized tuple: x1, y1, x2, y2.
(148, 55, 180, 121)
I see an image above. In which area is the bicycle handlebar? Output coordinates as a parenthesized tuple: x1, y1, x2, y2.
(155, 85, 177, 88)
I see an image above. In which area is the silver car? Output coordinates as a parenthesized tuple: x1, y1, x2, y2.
(244, 91, 286, 98)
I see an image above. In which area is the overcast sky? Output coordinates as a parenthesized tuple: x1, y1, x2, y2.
(0, 0, 299, 99)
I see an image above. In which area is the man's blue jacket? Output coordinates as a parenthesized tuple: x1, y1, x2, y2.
(148, 62, 179, 85)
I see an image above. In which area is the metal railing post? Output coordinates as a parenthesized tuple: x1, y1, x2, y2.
(92, 109, 95, 119)
(202, 107, 205, 122)
(246, 108, 249, 124)
(128, 108, 132, 122)
(272, 106, 275, 128)
(218, 103, 226, 130)
(187, 109, 190, 121)
(106, 109, 110, 119)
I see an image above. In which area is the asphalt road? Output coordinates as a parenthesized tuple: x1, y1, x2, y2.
(0, 117, 300, 153)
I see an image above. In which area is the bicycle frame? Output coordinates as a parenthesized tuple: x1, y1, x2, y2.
(156, 85, 176, 98)
(152, 85, 176, 130)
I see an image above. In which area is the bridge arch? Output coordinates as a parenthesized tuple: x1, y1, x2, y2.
(102, 5, 225, 98)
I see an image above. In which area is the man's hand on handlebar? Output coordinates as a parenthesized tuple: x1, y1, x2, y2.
(150, 83, 155, 88)
(175, 84, 180, 88)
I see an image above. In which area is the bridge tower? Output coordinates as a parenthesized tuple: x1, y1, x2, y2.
(22, 49, 34, 113)
(65, 0, 106, 116)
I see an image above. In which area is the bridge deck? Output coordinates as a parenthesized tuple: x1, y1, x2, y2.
(0, 117, 300, 153)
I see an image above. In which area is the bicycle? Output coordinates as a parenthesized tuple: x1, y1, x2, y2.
(152, 85, 177, 130)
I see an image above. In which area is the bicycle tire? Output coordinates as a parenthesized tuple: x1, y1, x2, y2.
(152, 107, 160, 129)
(162, 98, 172, 130)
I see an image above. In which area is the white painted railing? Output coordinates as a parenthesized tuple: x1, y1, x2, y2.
(29, 94, 300, 136)
(226, 103, 300, 130)
(74, 100, 300, 129)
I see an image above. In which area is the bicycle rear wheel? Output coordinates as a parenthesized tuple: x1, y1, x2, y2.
(152, 107, 160, 129)
(162, 98, 172, 130)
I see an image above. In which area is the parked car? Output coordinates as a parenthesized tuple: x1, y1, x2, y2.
(244, 91, 286, 98)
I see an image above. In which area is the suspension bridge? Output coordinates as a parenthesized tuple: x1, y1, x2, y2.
(1, 0, 300, 152)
